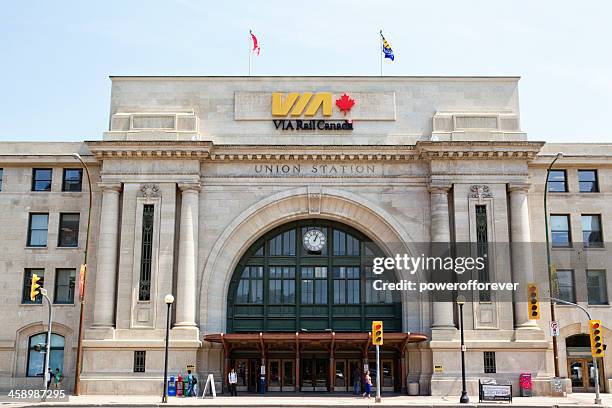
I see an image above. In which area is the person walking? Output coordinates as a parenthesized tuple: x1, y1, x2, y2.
(352, 367, 361, 395)
(362, 370, 372, 399)
(52, 368, 63, 390)
(228, 368, 238, 396)
(185, 369, 194, 397)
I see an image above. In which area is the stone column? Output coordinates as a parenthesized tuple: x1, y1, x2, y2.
(92, 183, 122, 327)
(429, 185, 455, 328)
(509, 184, 538, 328)
(175, 183, 200, 328)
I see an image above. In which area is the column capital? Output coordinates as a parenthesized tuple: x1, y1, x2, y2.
(98, 182, 122, 193)
(428, 184, 452, 194)
(508, 183, 531, 193)
(178, 182, 201, 193)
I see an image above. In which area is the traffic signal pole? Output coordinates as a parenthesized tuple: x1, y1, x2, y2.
(551, 297, 601, 405)
(371, 321, 383, 403)
(41, 288, 53, 399)
(375, 345, 381, 403)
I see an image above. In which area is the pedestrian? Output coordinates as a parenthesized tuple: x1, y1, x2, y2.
(53, 368, 63, 390)
(228, 368, 238, 396)
(352, 367, 361, 395)
(46, 368, 53, 390)
(362, 370, 372, 399)
(186, 369, 194, 397)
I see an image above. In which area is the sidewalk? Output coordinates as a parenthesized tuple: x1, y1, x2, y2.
(3, 393, 611, 408)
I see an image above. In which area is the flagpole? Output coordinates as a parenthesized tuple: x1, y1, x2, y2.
(249, 30, 252, 76)
(379, 30, 383, 77)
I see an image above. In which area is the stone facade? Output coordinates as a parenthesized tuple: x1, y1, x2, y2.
(0, 76, 610, 396)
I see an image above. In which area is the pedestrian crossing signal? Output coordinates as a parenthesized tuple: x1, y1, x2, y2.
(30, 273, 41, 302)
(372, 321, 383, 346)
(527, 283, 540, 320)
(589, 320, 605, 358)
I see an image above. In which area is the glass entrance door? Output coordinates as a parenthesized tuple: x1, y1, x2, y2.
(568, 358, 604, 392)
(301, 358, 328, 391)
(282, 360, 295, 391)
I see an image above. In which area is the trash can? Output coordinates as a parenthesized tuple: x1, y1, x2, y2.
(408, 381, 419, 396)
(259, 375, 266, 394)
(519, 373, 532, 397)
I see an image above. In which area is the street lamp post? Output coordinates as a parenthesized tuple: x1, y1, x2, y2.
(72, 153, 93, 396)
(162, 294, 174, 404)
(457, 295, 469, 403)
(551, 298, 601, 405)
(544, 152, 563, 378)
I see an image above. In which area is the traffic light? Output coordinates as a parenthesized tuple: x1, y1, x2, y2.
(30, 273, 42, 302)
(589, 320, 605, 357)
(372, 321, 383, 346)
(527, 283, 540, 320)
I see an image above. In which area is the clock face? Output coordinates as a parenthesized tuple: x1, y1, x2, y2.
(303, 229, 326, 252)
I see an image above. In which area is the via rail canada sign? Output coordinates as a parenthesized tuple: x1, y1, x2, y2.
(272, 92, 355, 131)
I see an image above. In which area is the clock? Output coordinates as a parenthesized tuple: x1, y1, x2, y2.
(303, 229, 326, 252)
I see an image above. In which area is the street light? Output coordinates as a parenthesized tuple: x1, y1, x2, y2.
(162, 294, 174, 404)
(72, 152, 93, 396)
(544, 152, 563, 378)
(456, 295, 469, 403)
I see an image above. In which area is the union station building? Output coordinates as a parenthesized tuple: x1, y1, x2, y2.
(0, 76, 611, 396)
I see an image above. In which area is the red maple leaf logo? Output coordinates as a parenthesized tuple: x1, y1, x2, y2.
(335, 93, 356, 115)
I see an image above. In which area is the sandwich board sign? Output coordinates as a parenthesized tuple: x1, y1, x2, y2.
(201, 374, 216, 398)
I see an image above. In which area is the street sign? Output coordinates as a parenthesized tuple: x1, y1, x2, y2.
(550, 321, 560, 337)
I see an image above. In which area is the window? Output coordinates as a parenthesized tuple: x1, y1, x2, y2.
(301, 266, 327, 304)
(228, 221, 402, 333)
(32, 168, 52, 191)
(555, 269, 576, 303)
(547, 169, 567, 192)
(269, 266, 295, 304)
(582, 214, 603, 248)
(138, 205, 154, 301)
(269, 229, 296, 256)
(587, 270, 608, 305)
(133, 351, 146, 373)
(22, 268, 44, 304)
(333, 230, 360, 256)
(333, 266, 360, 304)
(476, 205, 491, 301)
(27, 333, 64, 377)
(27, 213, 49, 247)
(0, 168, 3, 191)
(236, 266, 263, 304)
(365, 266, 394, 304)
(550, 214, 571, 247)
(578, 170, 599, 193)
(62, 168, 83, 192)
(58, 213, 80, 247)
(483, 351, 496, 373)
(54, 269, 75, 304)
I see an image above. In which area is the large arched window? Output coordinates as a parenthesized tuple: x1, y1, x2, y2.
(27, 333, 65, 377)
(227, 220, 401, 333)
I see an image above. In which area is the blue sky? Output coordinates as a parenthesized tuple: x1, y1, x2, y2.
(1, 0, 610, 142)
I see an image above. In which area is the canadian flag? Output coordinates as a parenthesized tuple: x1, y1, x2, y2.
(250, 30, 260, 56)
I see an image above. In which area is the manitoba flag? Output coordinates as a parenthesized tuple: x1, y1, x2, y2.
(250, 30, 260, 56)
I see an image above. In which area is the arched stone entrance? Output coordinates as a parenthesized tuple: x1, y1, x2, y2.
(198, 186, 424, 334)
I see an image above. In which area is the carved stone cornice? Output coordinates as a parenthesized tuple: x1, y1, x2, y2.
(84, 140, 545, 163)
(417, 141, 544, 161)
